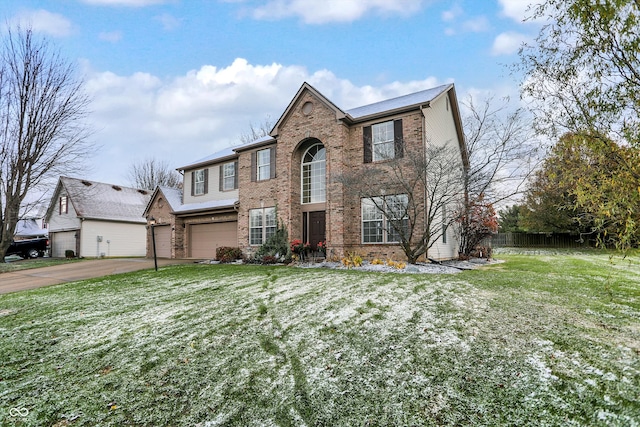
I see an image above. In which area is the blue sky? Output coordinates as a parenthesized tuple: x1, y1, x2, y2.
(2, 0, 542, 186)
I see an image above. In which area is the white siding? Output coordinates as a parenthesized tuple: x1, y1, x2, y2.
(47, 191, 81, 232)
(183, 164, 239, 205)
(423, 93, 464, 260)
(80, 220, 147, 257)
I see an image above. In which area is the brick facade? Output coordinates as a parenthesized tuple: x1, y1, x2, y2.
(147, 82, 466, 262)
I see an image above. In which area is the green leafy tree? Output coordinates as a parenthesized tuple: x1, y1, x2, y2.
(497, 205, 525, 233)
(523, 133, 640, 249)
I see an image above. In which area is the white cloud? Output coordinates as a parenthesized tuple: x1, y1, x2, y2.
(444, 15, 490, 36)
(79, 0, 167, 6)
(99, 31, 123, 42)
(491, 31, 530, 56)
(250, 0, 423, 24)
(441, 4, 463, 22)
(81, 58, 446, 183)
(154, 13, 182, 31)
(462, 16, 490, 32)
(497, 0, 544, 24)
(9, 9, 73, 37)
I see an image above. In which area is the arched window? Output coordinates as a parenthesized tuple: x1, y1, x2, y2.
(301, 143, 326, 204)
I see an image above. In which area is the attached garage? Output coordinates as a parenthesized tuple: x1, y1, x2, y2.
(189, 221, 237, 259)
(51, 230, 78, 257)
(153, 224, 172, 258)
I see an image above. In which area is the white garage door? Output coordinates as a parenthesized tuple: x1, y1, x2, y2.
(189, 222, 237, 259)
(153, 225, 172, 258)
(52, 231, 77, 258)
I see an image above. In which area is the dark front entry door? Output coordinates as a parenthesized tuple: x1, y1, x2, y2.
(307, 211, 326, 248)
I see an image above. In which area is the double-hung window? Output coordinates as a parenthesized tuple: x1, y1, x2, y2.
(249, 207, 277, 245)
(362, 194, 409, 243)
(193, 169, 207, 196)
(372, 121, 395, 161)
(257, 149, 271, 181)
(363, 119, 403, 163)
(221, 162, 237, 191)
(59, 196, 68, 214)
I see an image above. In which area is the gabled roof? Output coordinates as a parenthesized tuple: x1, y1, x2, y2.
(345, 84, 452, 121)
(143, 185, 183, 218)
(178, 82, 464, 170)
(271, 82, 346, 136)
(15, 219, 48, 238)
(45, 177, 151, 224)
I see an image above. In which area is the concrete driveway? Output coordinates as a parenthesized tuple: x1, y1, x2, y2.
(0, 258, 196, 294)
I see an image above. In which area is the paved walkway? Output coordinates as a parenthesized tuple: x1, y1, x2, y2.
(0, 258, 195, 294)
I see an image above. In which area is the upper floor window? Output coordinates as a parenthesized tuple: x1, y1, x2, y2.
(257, 149, 270, 181)
(363, 119, 404, 163)
(59, 196, 68, 214)
(251, 147, 276, 182)
(221, 161, 237, 191)
(372, 121, 395, 161)
(192, 168, 208, 196)
(362, 194, 409, 244)
(301, 144, 326, 204)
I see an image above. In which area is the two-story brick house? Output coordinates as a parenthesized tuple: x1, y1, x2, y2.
(144, 82, 467, 261)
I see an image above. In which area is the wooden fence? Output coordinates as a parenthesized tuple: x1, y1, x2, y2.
(490, 232, 594, 249)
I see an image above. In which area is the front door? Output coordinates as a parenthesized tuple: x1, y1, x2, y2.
(307, 211, 326, 248)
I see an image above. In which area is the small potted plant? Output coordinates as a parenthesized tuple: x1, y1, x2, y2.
(316, 240, 326, 256)
(290, 239, 304, 261)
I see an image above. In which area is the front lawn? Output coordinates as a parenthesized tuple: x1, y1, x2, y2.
(0, 253, 638, 426)
(0, 257, 82, 274)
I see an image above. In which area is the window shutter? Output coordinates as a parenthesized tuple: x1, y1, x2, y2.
(363, 125, 372, 163)
(219, 164, 224, 192)
(269, 147, 276, 179)
(204, 168, 209, 194)
(251, 152, 257, 182)
(59, 197, 62, 214)
(191, 172, 195, 196)
(394, 119, 404, 158)
(233, 161, 239, 189)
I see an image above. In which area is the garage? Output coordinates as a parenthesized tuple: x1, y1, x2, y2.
(51, 230, 78, 257)
(153, 224, 172, 258)
(189, 222, 237, 259)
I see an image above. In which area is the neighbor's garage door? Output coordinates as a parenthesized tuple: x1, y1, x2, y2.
(153, 224, 172, 258)
(52, 231, 77, 257)
(189, 222, 237, 259)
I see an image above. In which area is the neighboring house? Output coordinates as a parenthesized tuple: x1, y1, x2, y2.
(14, 218, 48, 240)
(144, 82, 467, 261)
(45, 177, 151, 258)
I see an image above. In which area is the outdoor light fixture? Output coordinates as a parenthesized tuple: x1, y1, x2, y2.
(149, 216, 158, 271)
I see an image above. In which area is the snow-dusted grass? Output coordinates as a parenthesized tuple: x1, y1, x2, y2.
(0, 254, 638, 426)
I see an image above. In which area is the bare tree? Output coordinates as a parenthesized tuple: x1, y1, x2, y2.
(457, 94, 540, 256)
(336, 143, 465, 264)
(0, 27, 92, 261)
(127, 157, 182, 191)
(238, 115, 273, 145)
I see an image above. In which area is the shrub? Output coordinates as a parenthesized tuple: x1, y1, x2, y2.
(341, 252, 363, 269)
(255, 221, 290, 262)
(216, 247, 243, 263)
